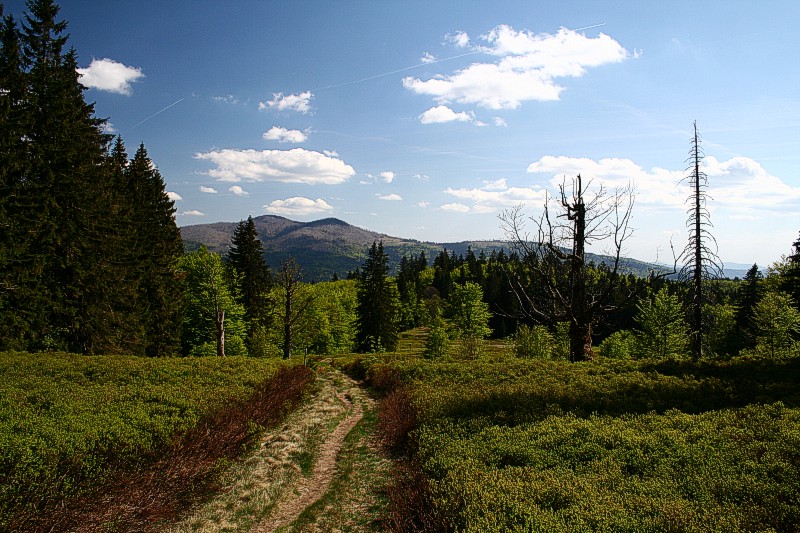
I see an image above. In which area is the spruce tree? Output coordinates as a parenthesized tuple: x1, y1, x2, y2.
(227, 216, 272, 341)
(355, 241, 400, 352)
(126, 143, 183, 356)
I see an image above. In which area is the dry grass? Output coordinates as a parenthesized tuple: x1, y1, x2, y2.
(168, 364, 367, 532)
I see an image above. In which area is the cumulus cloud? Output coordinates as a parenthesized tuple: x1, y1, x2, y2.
(259, 91, 313, 114)
(378, 193, 403, 201)
(167, 191, 182, 201)
(526, 154, 800, 214)
(405, 25, 629, 110)
(446, 31, 470, 48)
(228, 185, 249, 196)
(262, 126, 308, 143)
(264, 197, 333, 216)
(180, 210, 205, 216)
(419, 105, 479, 125)
(77, 58, 144, 95)
(194, 148, 356, 185)
(440, 203, 472, 213)
(380, 171, 395, 183)
(443, 181, 548, 212)
(101, 122, 116, 134)
(199, 186, 218, 194)
(421, 52, 437, 64)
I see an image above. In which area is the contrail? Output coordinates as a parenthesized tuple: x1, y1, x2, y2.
(572, 23, 606, 32)
(133, 98, 185, 128)
(313, 50, 483, 91)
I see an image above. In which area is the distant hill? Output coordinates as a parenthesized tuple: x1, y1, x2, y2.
(180, 215, 676, 281)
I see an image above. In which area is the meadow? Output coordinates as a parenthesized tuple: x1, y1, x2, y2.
(336, 331, 800, 532)
(0, 352, 312, 530)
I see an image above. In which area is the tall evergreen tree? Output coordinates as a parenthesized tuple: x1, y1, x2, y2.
(227, 216, 272, 339)
(355, 241, 400, 352)
(126, 143, 184, 356)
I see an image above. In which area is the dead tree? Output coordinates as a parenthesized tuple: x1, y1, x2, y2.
(501, 174, 641, 362)
(274, 257, 313, 360)
(680, 122, 723, 359)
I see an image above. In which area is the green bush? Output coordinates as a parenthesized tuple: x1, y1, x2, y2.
(0, 352, 293, 528)
(513, 324, 554, 359)
(599, 330, 636, 359)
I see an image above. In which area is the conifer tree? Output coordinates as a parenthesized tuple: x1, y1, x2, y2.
(355, 241, 400, 352)
(227, 216, 272, 342)
(126, 143, 184, 356)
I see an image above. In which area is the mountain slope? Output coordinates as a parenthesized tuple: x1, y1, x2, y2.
(180, 215, 687, 281)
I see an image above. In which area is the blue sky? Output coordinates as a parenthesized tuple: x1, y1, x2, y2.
(6, 1, 799, 266)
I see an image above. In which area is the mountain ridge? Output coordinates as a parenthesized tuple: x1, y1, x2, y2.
(180, 215, 748, 281)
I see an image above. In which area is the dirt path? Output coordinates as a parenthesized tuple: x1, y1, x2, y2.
(249, 388, 364, 532)
(168, 365, 386, 533)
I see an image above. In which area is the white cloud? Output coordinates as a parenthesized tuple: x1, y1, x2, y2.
(264, 197, 333, 216)
(414, 173, 430, 181)
(167, 191, 182, 201)
(405, 25, 629, 110)
(263, 126, 308, 143)
(199, 186, 218, 194)
(213, 94, 239, 104)
(378, 193, 403, 201)
(228, 185, 249, 196)
(440, 203, 471, 213)
(494, 117, 508, 127)
(417, 201, 431, 208)
(194, 148, 356, 184)
(444, 181, 548, 212)
(526, 154, 800, 214)
(446, 31, 470, 48)
(180, 210, 205, 216)
(101, 122, 116, 134)
(419, 105, 477, 125)
(482, 178, 508, 190)
(421, 52, 437, 64)
(77, 58, 144, 95)
(323, 150, 339, 157)
(259, 91, 313, 114)
(380, 171, 395, 183)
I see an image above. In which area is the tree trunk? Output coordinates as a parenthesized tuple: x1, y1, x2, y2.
(283, 289, 292, 359)
(216, 309, 225, 357)
(568, 176, 592, 362)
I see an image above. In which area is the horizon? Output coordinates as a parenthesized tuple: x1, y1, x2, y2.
(4, 0, 798, 267)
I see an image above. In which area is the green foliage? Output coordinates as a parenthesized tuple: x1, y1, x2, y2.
(355, 242, 401, 352)
(378, 352, 800, 531)
(513, 324, 554, 359)
(0, 2, 182, 354)
(703, 302, 738, 358)
(447, 282, 492, 340)
(635, 288, 690, 359)
(0, 352, 291, 528)
(178, 247, 246, 356)
(598, 329, 636, 359)
(752, 291, 800, 359)
(424, 323, 451, 359)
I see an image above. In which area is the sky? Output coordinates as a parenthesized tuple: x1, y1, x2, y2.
(5, 0, 799, 267)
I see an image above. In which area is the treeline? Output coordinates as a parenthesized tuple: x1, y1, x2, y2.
(0, 1, 182, 355)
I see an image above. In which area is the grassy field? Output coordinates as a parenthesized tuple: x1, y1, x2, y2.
(0, 352, 312, 530)
(336, 331, 800, 532)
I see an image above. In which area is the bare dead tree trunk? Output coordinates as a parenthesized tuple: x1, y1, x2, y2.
(501, 174, 647, 363)
(216, 309, 225, 357)
(680, 122, 723, 360)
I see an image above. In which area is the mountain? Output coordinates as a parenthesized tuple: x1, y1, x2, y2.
(180, 215, 667, 281)
(180, 215, 495, 280)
